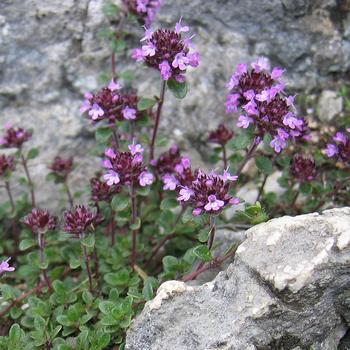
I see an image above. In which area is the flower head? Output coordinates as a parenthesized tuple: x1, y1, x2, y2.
(80, 82, 143, 123)
(49, 156, 73, 180)
(122, 0, 162, 26)
(64, 205, 103, 236)
(290, 154, 317, 182)
(102, 146, 153, 188)
(177, 169, 240, 215)
(21, 208, 57, 234)
(133, 19, 200, 82)
(0, 126, 32, 149)
(325, 128, 350, 166)
(90, 176, 120, 203)
(208, 124, 234, 146)
(226, 58, 308, 153)
(0, 155, 15, 177)
(0, 258, 15, 274)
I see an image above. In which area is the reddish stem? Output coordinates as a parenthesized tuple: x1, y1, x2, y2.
(21, 154, 36, 207)
(150, 80, 166, 161)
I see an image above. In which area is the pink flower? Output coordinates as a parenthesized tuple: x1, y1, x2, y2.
(226, 74, 239, 90)
(237, 115, 253, 129)
(226, 93, 240, 113)
(192, 208, 202, 216)
(132, 48, 146, 62)
(204, 195, 224, 211)
(175, 17, 189, 34)
(325, 144, 338, 157)
(271, 67, 285, 80)
(142, 42, 156, 57)
(159, 61, 172, 80)
(172, 53, 190, 70)
(122, 106, 137, 120)
(283, 113, 304, 130)
(221, 168, 238, 182)
(178, 187, 194, 201)
(108, 79, 122, 91)
(102, 159, 113, 169)
(236, 63, 248, 76)
(175, 74, 186, 83)
(270, 136, 287, 153)
(140, 27, 154, 41)
(243, 100, 259, 116)
(286, 95, 295, 107)
(104, 170, 120, 186)
(243, 90, 255, 100)
(251, 57, 270, 73)
(333, 132, 347, 145)
(89, 103, 104, 120)
(255, 90, 270, 102)
(229, 197, 241, 205)
(128, 142, 144, 155)
(80, 100, 91, 114)
(139, 171, 154, 187)
(105, 148, 117, 159)
(187, 52, 200, 67)
(162, 174, 178, 190)
(0, 258, 15, 274)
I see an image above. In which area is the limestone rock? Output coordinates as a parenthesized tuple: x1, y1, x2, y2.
(317, 90, 343, 122)
(126, 207, 350, 350)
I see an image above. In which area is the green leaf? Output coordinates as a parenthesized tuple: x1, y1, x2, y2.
(142, 277, 158, 301)
(255, 156, 273, 175)
(9, 324, 23, 342)
(19, 239, 36, 251)
(104, 269, 130, 286)
(111, 38, 126, 53)
(95, 127, 112, 143)
(198, 228, 210, 243)
(27, 148, 39, 160)
(99, 301, 115, 315)
(111, 195, 130, 212)
(300, 182, 312, 195)
(160, 198, 179, 210)
(82, 291, 94, 305)
(137, 98, 157, 111)
(193, 245, 213, 262)
(102, 2, 120, 16)
(162, 256, 179, 273)
(167, 79, 188, 99)
(231, 133, 253, 150)
(130, 217, 141, 230)
(81, 235, 95, 248)
(136, 186, 150, 197)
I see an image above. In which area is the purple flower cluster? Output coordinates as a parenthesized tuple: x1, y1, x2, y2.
(177, 169, 240, 216)
(151, 145, 195, 190)
(102, 142, 154, 188)
(80, 80, 143, 123)
(90, 176, 120, 203)
(208, 124, 234, 146)
(132, 18, 200, 82)
(226, 58, 307, 153)
(64, 205, 103, 236)
(325, 128, 350, 166)
(0, 125, 32, 149)
(49, 156, 74, 180)
(122, 0, 162, 27)
(290, 154, 317, 182)
(0, 155, 15, 177)
(0, 257, 15, 274)
(22, 208, 57, 234)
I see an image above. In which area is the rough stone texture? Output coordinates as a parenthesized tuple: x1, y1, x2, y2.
(125, 207, 350, 350)
(317, 90, 343, 122)
(0, 0, 349, 205)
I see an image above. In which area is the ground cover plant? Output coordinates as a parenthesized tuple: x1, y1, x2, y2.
(0, 2, 349, 349)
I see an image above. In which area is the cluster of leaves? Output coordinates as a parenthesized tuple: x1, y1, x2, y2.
(0, 5, 349, 350)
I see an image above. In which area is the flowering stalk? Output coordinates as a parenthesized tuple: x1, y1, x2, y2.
(256, 174, 268, 202)
(207, 216, 216, 251)
(222, 144, 228, 169)
(4, 181, 15, 213)
(38, 232, 52, 291)
(79, 232, 93, 292)
(150, 80, 166, 160)
(21, 154, 36, 207)
(130, 185, 138, 270)
(64, 180, 74, 208)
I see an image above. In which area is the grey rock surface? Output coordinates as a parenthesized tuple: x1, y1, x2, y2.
(0, 0, 349, 206)
(125, 207, 350, 350)
(317, 90, 343, 122)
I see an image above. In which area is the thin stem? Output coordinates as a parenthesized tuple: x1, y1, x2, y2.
(64, 180, 74, 208)
(233, 138, 260, 183)
(21, 154, 36, 207)
(131, 185, 138, 270)
(5, 181, 15, 213)
(150, 80, 166, 160)
(207, 216, 216, 251)
(256, 174, 268, 202)
(182, 246, 237, 282)
(112, 127, 120, 149)
(38, 232, 52, 291)
(111, 52, 116, 79)
(80, 233, 93, 292)
(145, 207, 185, 265)
(93, 245, 100, 287)
(222, 144, 228, 169)
(110, 209, 116, 246)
